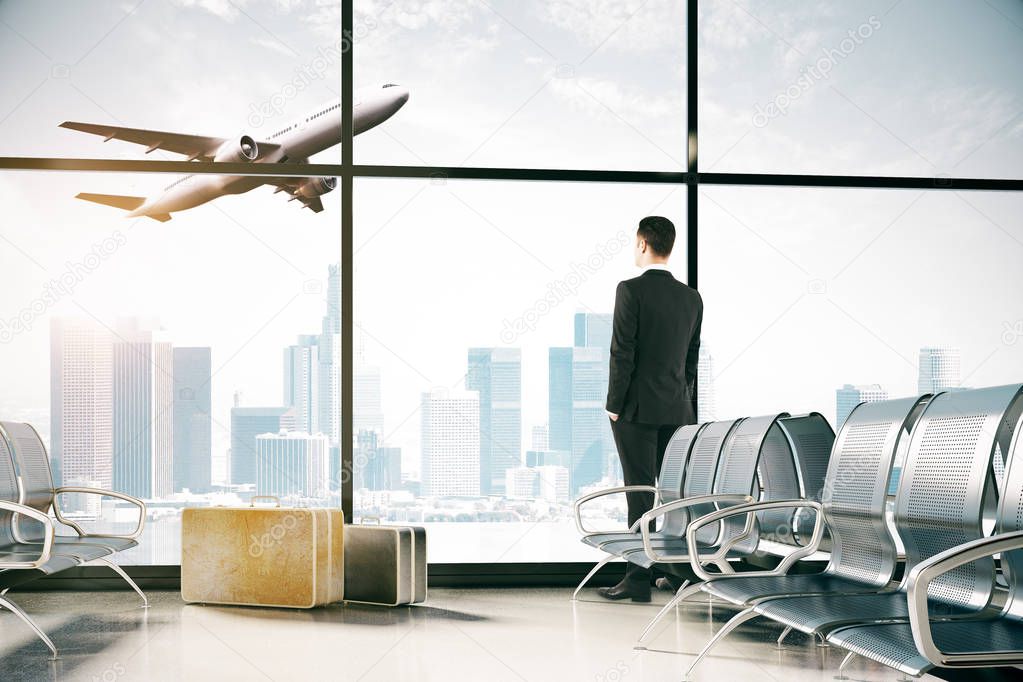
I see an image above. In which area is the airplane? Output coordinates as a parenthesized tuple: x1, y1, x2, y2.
(61, 83, 409, 221)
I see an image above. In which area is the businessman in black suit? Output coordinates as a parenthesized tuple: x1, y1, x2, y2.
(597, 216, 703, 602)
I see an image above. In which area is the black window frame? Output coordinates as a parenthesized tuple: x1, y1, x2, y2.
(2, 0, 1021, 582)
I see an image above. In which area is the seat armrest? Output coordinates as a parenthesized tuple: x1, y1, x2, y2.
(639, 494, 753, 564)
(0, 500, 54, 569)
(684, 499, 825, 581)
(574, 485, 664, 535)
(53, 487, 146, 540)
(907, 530, 1023, 667)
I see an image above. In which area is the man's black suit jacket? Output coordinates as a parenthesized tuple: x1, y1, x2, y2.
(605, 268, 703, 425)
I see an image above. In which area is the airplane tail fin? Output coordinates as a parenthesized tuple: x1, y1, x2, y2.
(74, 193, 171, 222)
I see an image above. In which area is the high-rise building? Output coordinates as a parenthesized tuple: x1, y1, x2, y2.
(918, 347, 962, 394)
(467, 347, 521, 496)
(574, 311, 612, 350)
(697, 346, 716, 423)
(230, 406, 296, 486)
(505, 466, 537, 499)
(835, 384, 889, 429)
(318, 264, 342, 444)
(112, 318, 174, 499)
(550, 313, 617, 495)
(531, 424, 549, 451)
(535, 465, 570, 503)
(355, 428, 401, 491)
(172, 347, 212, 493)
(571, 346, 616, 493)
(548, 347, 573, 454)
(421, 388, 480, 498)
(354, 363, 384, 436)
(283, 334, 319, 433)
(50, 317, 113, 489)
(256, 430, 330, 499)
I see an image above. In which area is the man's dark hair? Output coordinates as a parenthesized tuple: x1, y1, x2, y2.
(637, 216, 675, 257)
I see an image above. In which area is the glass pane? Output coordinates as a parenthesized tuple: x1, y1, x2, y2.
(0, 1, 344, 164)
(355, 1, 686, 170)
(354, 178, 687, 562)
(699, 0, 1023, 179)
(698, 186, 1023, 430)
(0, 170, 340, 565)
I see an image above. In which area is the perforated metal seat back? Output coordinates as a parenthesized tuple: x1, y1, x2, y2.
(756, 420, 803, 546)
(779, 413, 835, 502)
(998, 412, 1023, 622)
(712, 413, 789, 553)
(684, 418, 742, 545)
(658, 423, 704, 538)
(894, 384, 1023, 611)
(0, 427, 22, 547)
(2, 421, 56, 542)
(822, 396, 927, 587)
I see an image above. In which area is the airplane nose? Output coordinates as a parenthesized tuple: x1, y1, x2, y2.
(397, 87, 409, 106)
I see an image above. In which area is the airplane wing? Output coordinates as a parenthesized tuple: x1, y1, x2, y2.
(269, 179, 326, 213)
(59, 121, 278, 161)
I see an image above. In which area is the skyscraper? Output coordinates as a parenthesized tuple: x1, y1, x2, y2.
(230, 406, 296, 486)
(172, 347, 212, 493)
(574, 311, 612, 350)
(918, 347, 962, 394)
(697, 346, 716, 423)
(570, 346, 615, 493)
(256, 430, 330, 499)
(550, 312, 617, 495)
(112, 318, 174, 499)
(835, 384, 889, 429)
(548, 347, 573, 454)
(531, 424, 549, 451)
(467, 347, 521, 496)
(354, 429, 402, 491)
(283, 334, 319, 433)
(354, 363, 384, 436)
(50, 317, 113, 489)
(318, 264, 342, 444)
(420, 388, 480, 497)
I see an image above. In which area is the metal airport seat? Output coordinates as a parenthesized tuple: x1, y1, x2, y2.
(1, 421, 148, 603)
(642, 398, 915, 651)
(0, 425, 74, 658)
(682, 384, 1023, 678)
(630, 413, 832, 644)
(775, 413, 835, 545)
(669, 395, 927, 662)
(571, 422, 711, 599)
(826, 399, 1023, 677)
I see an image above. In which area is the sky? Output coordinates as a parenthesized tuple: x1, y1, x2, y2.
(0, 0, 1021, 479)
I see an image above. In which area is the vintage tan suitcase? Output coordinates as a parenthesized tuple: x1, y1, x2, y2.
(181, 497, 344, 608)
(343, 519, 426, 606)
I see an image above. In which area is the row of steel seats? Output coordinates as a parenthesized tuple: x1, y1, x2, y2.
(668, 384, 1023, 679)
(0, 421, 148, 658)
(572, 411, 837, 642)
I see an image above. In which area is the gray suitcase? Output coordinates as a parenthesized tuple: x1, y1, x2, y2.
(343, 520, 426, 606)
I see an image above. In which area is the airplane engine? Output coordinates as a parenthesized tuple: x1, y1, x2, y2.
(214, 135, 259, 162)
(296, 177, 337, 198)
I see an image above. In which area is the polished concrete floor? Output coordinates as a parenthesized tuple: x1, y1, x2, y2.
(0, 587, 952, 682)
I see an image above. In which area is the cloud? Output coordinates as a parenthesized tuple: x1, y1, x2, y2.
(535, 0, 683, 53)
(169, 0, 246, 21)
(250, 36, 297, 56)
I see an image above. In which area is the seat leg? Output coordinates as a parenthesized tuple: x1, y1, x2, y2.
(571, 554, 615, 600)
(92, 556, 149, 608)
(635, 582, 703, 648)
(0, 595, 58, 659)
(683, 607, 759, 680)
(835, 651, 856, 680)
(815, 631, 830, 648)
(776, 625, 792, 648)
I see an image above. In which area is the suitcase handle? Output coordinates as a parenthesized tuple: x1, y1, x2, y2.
(359, 515, 382, 525)
(250, 495, 281, 508)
